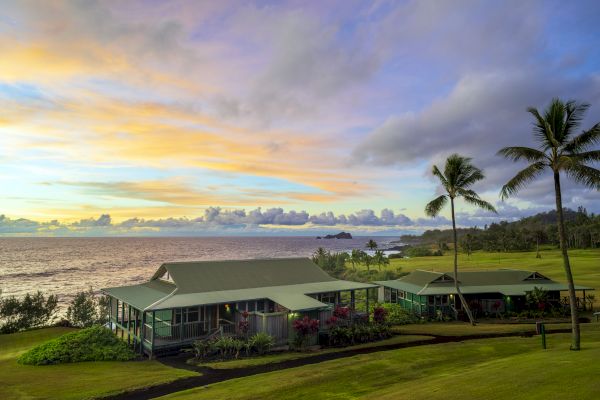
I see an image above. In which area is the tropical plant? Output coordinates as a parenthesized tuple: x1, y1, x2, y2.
(292, 316, 320, 350)
(498, 98, 600, 350)
(193, 338, 217, 360)
(526, 286, 549, 312)
(248, 332, 275, 355)
(425, 154, 497, 325)
(372, 306, 388, 324)
(373, 250, 389, 271)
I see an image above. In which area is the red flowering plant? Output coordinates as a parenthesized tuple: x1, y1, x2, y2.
(373, 306, 388, 325)
(292, 316, 320, 350)
(238, 310, 250, 337)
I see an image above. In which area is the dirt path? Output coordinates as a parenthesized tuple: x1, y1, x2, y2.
(100, 329, 569, 400)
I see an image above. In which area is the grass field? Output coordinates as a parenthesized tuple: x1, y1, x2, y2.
(392, 321, 573, 336)
(0, 327, 198, 400)
(383, 248, 600, 294)
(160, 322, 600, 400)
(193, 334, 433, 370)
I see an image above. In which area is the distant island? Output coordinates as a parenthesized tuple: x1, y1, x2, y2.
(317, 232, 353, 239)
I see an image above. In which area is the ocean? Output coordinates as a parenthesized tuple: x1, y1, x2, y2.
(0, 236, 398, 305)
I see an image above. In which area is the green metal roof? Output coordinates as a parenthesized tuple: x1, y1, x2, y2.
(102, 258, 377, 312)
(375, 269, 595, 297)
(148, 280, 376, 311)
(152, 258, 336, 294)
(102, 280, 175, 310)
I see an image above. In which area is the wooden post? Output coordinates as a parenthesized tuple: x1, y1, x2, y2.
(127, 305, 131, 345)
(108, 297, 113, 332)
(150, 311, 156, 359)
(583, 290, 587, 311)
(179, 308, 184, 343)
(139, 311, 146, 355)
(216, 304, 220, 328)
(121, 302, 125, 339)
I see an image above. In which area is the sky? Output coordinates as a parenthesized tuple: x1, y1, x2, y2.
(0, 0, 599, 236)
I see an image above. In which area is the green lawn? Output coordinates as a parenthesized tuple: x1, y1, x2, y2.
(0, 327, 198, 400)
(392, 321, 572, 336)
(386, 248, 600, 293)
(160, 323, 600, 400)
(193, 334, 433, 369)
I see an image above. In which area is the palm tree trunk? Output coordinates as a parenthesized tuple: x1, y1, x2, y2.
(554, 171, 580, 350)
(451, 197, 476, 325)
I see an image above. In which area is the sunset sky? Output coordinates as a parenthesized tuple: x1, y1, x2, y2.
(1, 0, 599, 235)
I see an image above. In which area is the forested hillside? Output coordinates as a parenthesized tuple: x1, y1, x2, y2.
(401, 207, 600, 252)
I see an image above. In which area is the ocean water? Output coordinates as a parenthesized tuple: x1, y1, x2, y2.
(0, 236, 398, 305)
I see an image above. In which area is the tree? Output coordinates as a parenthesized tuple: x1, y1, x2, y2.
(362, 253, 373, 273)
(425, 154, 497, 325)
(0, 291, 58, 333)
(349, 249, 363, 271)
(373, 250, 389, 271)
(66, 288, 109, 328)
(498, 98, 600, 350)
(366, 239, 378, 252)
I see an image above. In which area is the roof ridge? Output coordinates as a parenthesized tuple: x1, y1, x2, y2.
(162, 257, 311, 266)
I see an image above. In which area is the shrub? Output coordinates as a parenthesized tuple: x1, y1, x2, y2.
(404, 246, 434, 257)
(328, 326, 352, 347)
(193, 338, 217, 359)
(377, 303, 419, 325)
(18, 326, 136, 365)
(249, 332, 275, 355)
(0, 291, 58, 334)
(292, 316, 319, 350)
(66, 289, 110, 328)
(373, 306, 388, 324)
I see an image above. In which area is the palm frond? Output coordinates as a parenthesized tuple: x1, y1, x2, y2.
(563, 123, 600, 153)
(497, 146, 547, 162)
(432, 165, 449, 189)
(500, 161, 547, 200)
(527, 107, 554, 148)
(570, 150, 600, 163)
(462, 195, 497, 213)
(562, 100, 589, 141)
(425, 195, 448, 217)
(563, 163, 600, 190)
(545, 98, 566, 143)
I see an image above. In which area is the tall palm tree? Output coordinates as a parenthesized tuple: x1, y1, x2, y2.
(425, 154, 497, 325)
(350, 249, 362, 271)
(498, 98, 600, 350)
(373, 250, 389, 271)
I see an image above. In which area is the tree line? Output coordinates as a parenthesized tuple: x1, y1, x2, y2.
(401, 206, 600, 253)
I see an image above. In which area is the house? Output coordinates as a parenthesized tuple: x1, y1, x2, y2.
(102, 257, 378, 356)
(375, 269, 594, 318)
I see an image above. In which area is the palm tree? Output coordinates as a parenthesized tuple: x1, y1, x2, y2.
(350, 249, 363, 271)
(362, 253, 373, 273)
(498, 98, 600, 350)
(425, 154, 497, 325)
(373, 250, 389, 271)
(366, 239, 378, 252)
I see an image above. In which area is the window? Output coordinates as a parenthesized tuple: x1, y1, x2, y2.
(390, 289, 398, 303)
(257, 299, 266, 313)
(248, 301, 256, 312)
(384, 287, 391, 302)
(174, 309, 182, 324)
(320, 293, 336, 304)
(186, 307, 199, 323)
(399, 291, 405, 299)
